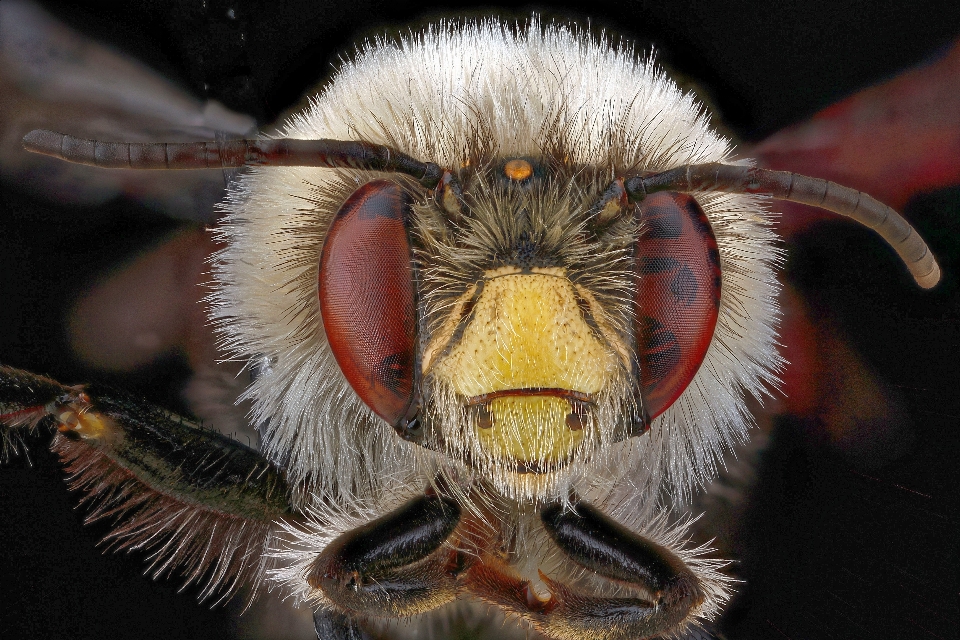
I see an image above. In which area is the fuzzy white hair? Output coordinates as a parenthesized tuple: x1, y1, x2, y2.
(210, 17, 782, 626)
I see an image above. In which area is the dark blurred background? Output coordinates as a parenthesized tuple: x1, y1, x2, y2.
(1, 1, 958, 639)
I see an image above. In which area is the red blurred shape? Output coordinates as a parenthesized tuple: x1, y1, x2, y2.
(755, 39, 960, 238)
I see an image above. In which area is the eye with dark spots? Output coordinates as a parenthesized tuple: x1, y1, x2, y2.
(377, 352, 412, 394)
(634, 192, 721, 420)
(670, 265, 698, 305)
(638, 317, 681, 384)
(319, 180, 417, 427)
(641, 202, 683, 238)
(639, 257, 681, 275)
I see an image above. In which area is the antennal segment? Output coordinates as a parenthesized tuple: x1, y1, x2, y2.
(22, 129, 444, 188)
(624, 164, 941, 289)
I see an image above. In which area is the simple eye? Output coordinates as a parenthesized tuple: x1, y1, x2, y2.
(634, 192, 722, 420)
(318, 180, 417, 426)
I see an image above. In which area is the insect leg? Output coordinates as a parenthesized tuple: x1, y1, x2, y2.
(0, 364, 293, 601)
(307, 493, 463, 619)
(0, 365, 69, 459)
(541, 500, 702, 639)
(466, 499, 703, 640)
(312, 609, 377, 640)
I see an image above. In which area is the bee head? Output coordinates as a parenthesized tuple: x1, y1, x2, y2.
(209, 22, 783, 509)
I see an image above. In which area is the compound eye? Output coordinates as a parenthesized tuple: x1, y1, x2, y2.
(319, 180, 416, 426)
(635, 192, 721, 420)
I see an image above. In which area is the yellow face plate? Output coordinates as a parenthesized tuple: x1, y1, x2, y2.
(475, 395, 580, 465)
(431, 267, 616, 464)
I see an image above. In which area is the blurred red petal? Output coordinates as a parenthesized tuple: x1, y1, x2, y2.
(68, 228, 216, 371)
(755, 39, 960, 237)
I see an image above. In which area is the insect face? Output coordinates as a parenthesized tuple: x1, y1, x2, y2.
(415, 166, 638, 497)
(208, 23, 785, 520)
(318, 150, 727, 504)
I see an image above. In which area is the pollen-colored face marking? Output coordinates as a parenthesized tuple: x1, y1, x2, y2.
(431, 267, 617, 465)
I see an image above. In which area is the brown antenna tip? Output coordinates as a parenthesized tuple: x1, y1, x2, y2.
(22, 129, 63, 158)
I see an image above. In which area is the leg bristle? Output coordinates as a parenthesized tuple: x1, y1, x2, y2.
(52, 434, 275, 603)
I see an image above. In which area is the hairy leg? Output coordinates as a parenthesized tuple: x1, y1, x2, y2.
(0, 364, 294, 600)
(308, 492, 463, 619)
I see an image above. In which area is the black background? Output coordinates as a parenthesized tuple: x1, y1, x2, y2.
(1, 1, 958, 639)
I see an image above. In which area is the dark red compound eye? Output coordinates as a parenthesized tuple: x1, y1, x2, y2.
(319, 180, 417, 426)
(635, 191, 722, 421)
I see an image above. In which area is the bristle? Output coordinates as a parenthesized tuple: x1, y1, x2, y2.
(52, 434, 275, 604)
(267, 488, 425, 606)
(1, 407, 47, 462)
(1, 365, 73, 463)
